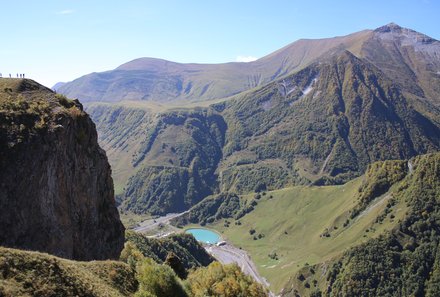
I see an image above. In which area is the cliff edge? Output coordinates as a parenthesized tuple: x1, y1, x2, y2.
(0, 78, 124, 260)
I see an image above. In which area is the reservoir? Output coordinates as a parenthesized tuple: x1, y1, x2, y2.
(186, 228, 221, 244)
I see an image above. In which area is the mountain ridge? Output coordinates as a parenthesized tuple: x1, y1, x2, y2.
(58, 23, 440, 107)
(87, 46, 440, 215)
(57, 28, 374, 103)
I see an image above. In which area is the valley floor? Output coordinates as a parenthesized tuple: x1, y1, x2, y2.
(131, 173, 408, 294)
(132, 212, 274, 294)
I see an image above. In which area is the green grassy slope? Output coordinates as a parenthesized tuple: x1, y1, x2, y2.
(206, 172, 407, 293)
(281, 152, 440, 297)
(0, 246, 137, 297)
(85, 103, 152, 196)
(175, 154, 437, 295)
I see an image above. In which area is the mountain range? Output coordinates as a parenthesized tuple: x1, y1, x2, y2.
(58, 23, 440, 215)
(58, 23, 440, 106)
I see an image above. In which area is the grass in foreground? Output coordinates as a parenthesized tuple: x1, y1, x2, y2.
(0, 246, 137, 297)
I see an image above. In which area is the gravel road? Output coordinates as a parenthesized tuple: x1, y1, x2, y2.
(133, 212, 187, 233)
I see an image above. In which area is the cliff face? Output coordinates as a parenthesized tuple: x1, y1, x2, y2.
(0, 79, 124, 260)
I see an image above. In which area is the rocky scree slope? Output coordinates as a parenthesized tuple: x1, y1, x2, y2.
(0, 79, 124, 260)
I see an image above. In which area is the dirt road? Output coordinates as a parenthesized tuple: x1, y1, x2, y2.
(133, 211, 186, 233)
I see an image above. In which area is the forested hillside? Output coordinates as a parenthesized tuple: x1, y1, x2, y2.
(282, 152, 440, 296)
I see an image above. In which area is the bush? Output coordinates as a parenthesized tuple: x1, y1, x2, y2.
(55, 93, 74, 108)
(185, 262, 267, 297)
(120, 241, 145, 270)
(135, 258, 188, 297)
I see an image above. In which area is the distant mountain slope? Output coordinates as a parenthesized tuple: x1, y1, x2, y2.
(0, 78, 124, 260)
(219, 50, 440, 188)
(87, 48, 440, 215)
(58, 30, 372, 103)
(361, 23, 440, 105)
(52, 81, 66, 91)
(58, 24, 440, 107)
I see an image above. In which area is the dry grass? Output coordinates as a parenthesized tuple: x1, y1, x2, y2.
(0, 246, 137, 297)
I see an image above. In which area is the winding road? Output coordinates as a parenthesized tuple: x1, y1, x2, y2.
(133, 212, 187, 233)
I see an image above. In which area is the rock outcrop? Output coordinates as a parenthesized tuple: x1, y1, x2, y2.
(0, 78, 124, 260)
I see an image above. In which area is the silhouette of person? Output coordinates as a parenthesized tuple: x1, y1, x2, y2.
(9, 74, 11, 78)
(23, 74, 25, 78)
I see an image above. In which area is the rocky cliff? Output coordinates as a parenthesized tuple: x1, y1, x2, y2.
(0, 78, 124, 260)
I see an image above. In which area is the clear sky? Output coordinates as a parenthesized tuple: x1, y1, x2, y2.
(1, 0, 439, 88)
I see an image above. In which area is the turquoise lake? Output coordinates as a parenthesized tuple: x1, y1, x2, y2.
(186, 228, 220, 244)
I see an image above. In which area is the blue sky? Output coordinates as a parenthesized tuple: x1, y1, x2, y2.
(1, 0, 439, 87)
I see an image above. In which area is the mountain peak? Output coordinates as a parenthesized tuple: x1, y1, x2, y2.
(373, 22, 437, 46)
(374, 22, 403, 33)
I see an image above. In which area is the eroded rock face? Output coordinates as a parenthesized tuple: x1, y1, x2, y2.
(0, 79, 124, 260)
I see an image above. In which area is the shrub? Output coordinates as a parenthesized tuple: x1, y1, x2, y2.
(120, 241, 145, 270)
(135, 258, 188, 297)
(55, 93, 74, 108)
(185, 262, 267, 297)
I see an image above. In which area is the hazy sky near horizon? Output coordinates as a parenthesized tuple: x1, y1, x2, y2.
(1, 0, 439, 88)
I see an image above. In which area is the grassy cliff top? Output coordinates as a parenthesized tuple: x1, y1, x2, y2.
(0, 78, 82, 114)
(0, 78, 87, 148)
(0, 246, 137, 297)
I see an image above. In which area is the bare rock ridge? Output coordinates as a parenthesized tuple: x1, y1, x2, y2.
(0, 78, 124, 260)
